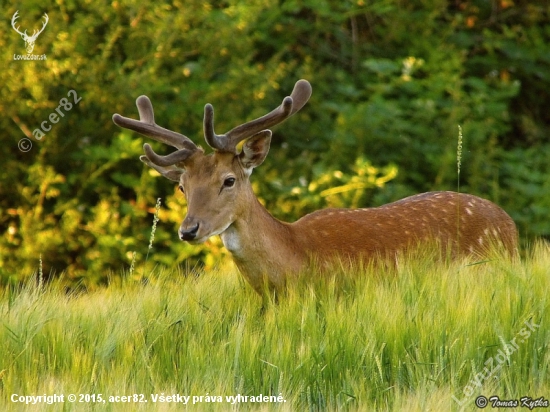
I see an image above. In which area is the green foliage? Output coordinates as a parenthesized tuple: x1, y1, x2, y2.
(260, 155, 397, 220)
(1, 0, 550, 283)
(498, 145, 550, 240)
(0, 245, 548, 410)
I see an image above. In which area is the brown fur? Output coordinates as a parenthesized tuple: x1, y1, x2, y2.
(219, 187, 518, 294)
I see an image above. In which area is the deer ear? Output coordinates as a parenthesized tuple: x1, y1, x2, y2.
(140, 155, 183, 182)
(239, 130, 272, 173)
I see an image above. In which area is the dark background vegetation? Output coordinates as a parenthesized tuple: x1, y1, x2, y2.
(1, 0, 549, 285)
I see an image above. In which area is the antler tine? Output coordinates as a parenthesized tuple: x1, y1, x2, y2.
(112, 95, 197, 151)
(203, 79, 312, 153)
(142, 143, 196, 167)
(203, 103, 221, 150)
(287, 79, 313, 115)
(139, 155, 183, 182)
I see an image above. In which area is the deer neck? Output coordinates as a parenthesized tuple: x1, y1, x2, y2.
(220, 189, 305, 292)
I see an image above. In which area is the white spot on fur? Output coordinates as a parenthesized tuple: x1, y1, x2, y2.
(465, 208, 473, 215)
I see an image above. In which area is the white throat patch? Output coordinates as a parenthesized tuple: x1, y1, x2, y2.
(220, 226, 242, 256)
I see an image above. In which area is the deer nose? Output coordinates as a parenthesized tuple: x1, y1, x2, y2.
(179, 223, 200, 241)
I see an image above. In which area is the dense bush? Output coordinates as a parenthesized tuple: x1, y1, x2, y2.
(1, 0, 549, 284)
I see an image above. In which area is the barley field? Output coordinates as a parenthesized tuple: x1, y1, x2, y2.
(1, 244, 548, 411)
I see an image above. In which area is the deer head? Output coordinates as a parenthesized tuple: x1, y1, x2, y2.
(11, 10, 49, 54)
(113, 80, 312, 244)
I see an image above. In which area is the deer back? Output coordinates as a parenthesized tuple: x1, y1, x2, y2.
(291, 191, 518, 262)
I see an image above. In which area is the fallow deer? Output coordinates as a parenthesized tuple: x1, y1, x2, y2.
(113, 80, 518, 294)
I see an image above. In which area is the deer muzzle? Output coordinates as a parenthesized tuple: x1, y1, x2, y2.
(179, 218, 200, 241)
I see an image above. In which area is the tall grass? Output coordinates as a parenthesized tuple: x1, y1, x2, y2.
(0, 243, 548, 411)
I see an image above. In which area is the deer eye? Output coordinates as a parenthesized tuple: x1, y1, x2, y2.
(223, 177, 236, 188)
(178, 185, 184, 194)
